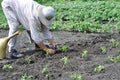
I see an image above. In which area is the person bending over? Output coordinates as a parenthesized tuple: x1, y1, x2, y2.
(1, 0, 57, 58)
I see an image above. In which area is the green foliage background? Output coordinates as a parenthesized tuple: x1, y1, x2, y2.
(50, 1, 120, 32)
(0, 0, 120, 33)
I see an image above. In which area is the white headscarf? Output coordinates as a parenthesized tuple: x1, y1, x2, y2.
(38, 6, 55, 28)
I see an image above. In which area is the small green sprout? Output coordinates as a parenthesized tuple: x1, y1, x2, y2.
(42, 64, 50, 78)
(70, 72, 82, 80)
(100, 46, 106, 54)
(108, 55, 120, 63)
(110, 38, 120, 47)
(81, 50, 88, 58)
(60, 45, 68, 53)
(42, 65, 48, 73)
(2, 64, 13, 71)
(21, 74, 34, 80)
(108, 55, 114, 62)
(25, 56, 32, 64)
(94, 65, 105, 73)
(45, 52, 50, 57)
(61, 56, 69, 68)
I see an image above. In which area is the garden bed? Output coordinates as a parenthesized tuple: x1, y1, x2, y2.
(0, 30, 120, 80)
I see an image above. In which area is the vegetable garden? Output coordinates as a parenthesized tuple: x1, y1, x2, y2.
(0, 0, 120, 80)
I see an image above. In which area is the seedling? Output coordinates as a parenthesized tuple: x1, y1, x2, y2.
(61, 56, 68, 68)
(45, 52, 50, 57)
(81, 50, 88, 58)
(70, 72, 82, 80)
(42, 64, 50, 78)
(21, 74, 34, 80)
(108, 55, 120, 63)
(110, 38, 120, 47)
(25, 56, 32, 64)
(2, 64, 13, 71)
(108, 55, 114, 62)
(60, 45, 68, 53)
(94, 65, 105, 73)
(42, 64, 48, 73)
(100, 46, 106, 54)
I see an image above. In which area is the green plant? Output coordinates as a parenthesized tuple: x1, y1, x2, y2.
(94, 65, 105, 73)
(61, 56, 69, 68)
(45, 52, 50, 57)
(1, 1, 120, 32)
(51, 1, 120, 33)
(108, 54, 120, 63)
(81, 50, 88, 58)
(110, 38, 120, 47)
(100, 46, 106, 54)
(25, 56, 32, 64)
(60, 45, 68, 53)
(42, 64, 50, 78)
(108, 55, 115, 62)
(70, 72, 82, 80)
(2, 64, 13, 71)
(42, 64, 48, 73)
(21, 74, 34, 80)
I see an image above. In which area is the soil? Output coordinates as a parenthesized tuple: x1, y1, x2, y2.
(0, 30, 120, 80)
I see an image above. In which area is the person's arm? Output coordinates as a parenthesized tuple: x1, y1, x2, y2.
(29, 19, 55, 54)
(47, 38, 57, 49)
(42, 26, 57, 49)
(37, 41, 55, 54)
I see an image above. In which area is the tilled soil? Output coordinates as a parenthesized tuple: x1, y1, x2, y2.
(0, 30, 120, 80)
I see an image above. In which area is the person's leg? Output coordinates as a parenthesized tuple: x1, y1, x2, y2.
(2, 2, 24, 58)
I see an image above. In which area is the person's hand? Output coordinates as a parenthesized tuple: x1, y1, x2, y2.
(48, 39, 57, 49)
(50, 43, 57, 49)
(43, 48, 55, 54)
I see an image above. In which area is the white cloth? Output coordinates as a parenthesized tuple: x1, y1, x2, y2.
(1, 0, 54, 52)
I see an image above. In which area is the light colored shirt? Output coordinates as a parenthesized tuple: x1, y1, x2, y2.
(2, 0, 53, 43)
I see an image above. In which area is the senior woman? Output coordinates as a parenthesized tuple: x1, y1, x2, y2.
(1, 0, 57, 58)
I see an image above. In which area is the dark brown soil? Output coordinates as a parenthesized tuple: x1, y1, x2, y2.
(0, 30, 120, 80)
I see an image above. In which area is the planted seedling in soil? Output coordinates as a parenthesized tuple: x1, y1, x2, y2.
(100, 46, 106, 54)
(42, 64, 48, 74)
(60, 45, 68, 53)
(45, 52, 50, 57)
(42, 64, 50, 78)
(25, 56, 32, 64)
(21, 73, 34, 80)
(2, 64, 13, 71)
(81, 50, 88, 58)
(110, 38, 120, 47)
(70, 72, 82, 80)
(61, 56, 68, 68)
(108, 54, 120, 63)
(94, 65, 105, 73)
(108, 55, 115, 63)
